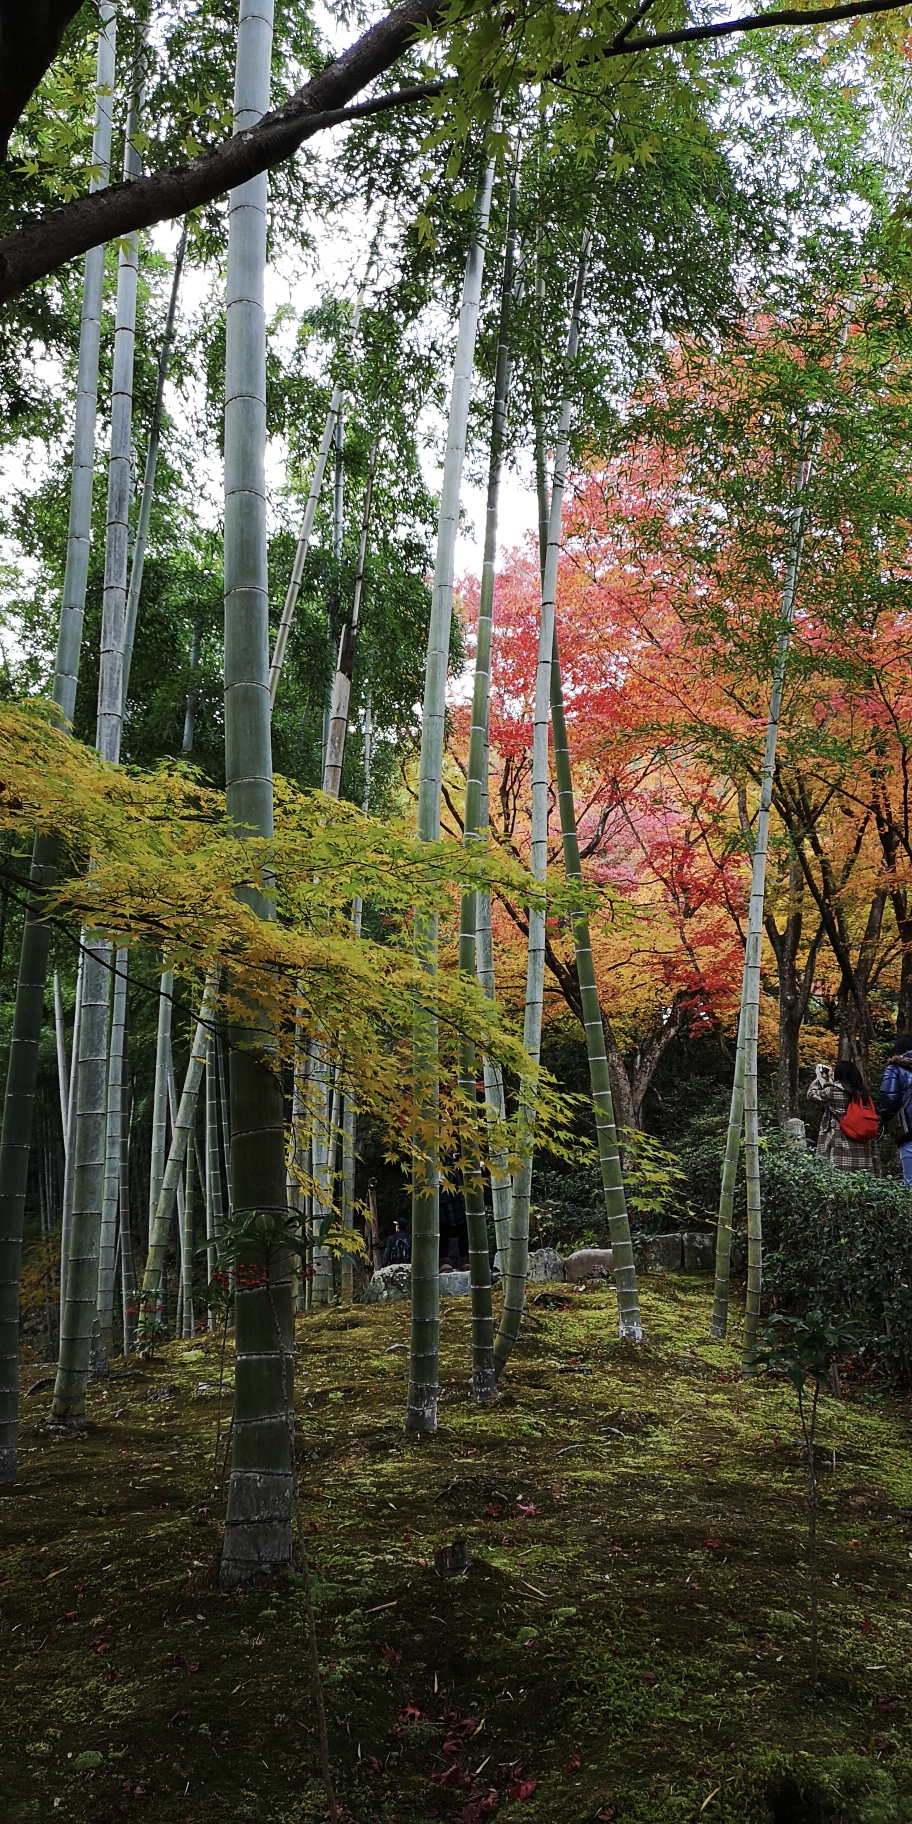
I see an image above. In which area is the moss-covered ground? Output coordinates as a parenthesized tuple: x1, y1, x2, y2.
(3, 1275, 912, 1824)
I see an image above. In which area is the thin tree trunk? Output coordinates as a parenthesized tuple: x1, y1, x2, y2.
(138, 976, 217, 1330)
(220, 0, 294, 1588)
(339, 1091, 356, 1306)
(322, 448, 375, 796)
(268, 257, 373, 704)
(205, 1035, 225, 1327)
(59, 949, 84, 1332)
(550, 639, 642, 1339)
(458, 174, 519, 1401)
(182, 1132, 196, 1338)
(165, 1046, 188, 1324)
(96, 947, 128, 1364)
(494, 235, 589, 1379)
(149, 967, 173, 1249)
(54, 53, 146, 1422)
(405, 149, 495, 1438)
(0, 4, 116, 1478)
(216, 1032, 233, 1212)
(122, 218, 189, 707)
(182, 610, 202, 754)
(711, 451, 814, 1351)
(120, 1061, 136, 1358)
(53, 970, 69, 1142)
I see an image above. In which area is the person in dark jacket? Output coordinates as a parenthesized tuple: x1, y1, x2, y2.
(380, 1221, 411, 1268)
(878, 1032, 912, 1184)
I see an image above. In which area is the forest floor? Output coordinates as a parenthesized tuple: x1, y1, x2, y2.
(3, 1275, 912, 1824)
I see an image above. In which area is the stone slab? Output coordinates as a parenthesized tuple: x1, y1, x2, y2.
(682, 1231, 715, 1273)
(642, 1233, 683, 1272)
(564, 1247, 614, 1282)
(526, 1247, 566, 1282)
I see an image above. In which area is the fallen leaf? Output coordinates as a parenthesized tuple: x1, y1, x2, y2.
(432, 1763, 470, 1786)
(516, 1503, 538, 1518)
(562, 1753, 581, 1776)
(644, 1672, 657, 1686)
(382, 1645, 402, 1663)
(507, 1775, 537, 1800)
(702, 1539, 721, 1551)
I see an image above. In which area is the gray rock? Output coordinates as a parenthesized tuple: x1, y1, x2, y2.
(642, 1233, 683, 1273)
(682, 1232, 715, 1273)
(783, 1117, 808, 1151)
(526, 1247, 566, 1282)
(564, 1247, 614, 1282)
(362, 1263, 412, 1304)
(439, 1270, 472, 1298)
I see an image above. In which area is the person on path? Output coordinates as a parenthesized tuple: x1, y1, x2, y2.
(380, 1220, 411, 1268)
(439, 1173, 469, 1271)
(877, 1033, 912, 1185)
(807, 1059, 877, 1173)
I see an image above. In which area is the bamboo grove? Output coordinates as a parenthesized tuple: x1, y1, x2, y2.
(2, 0, 912, 1598)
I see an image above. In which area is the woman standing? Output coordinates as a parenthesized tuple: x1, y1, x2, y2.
(807, 1060, 878, 1173)
(877, 1035, 912, 1185)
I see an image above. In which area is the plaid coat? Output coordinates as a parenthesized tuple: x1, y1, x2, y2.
(806, 1077, 876, 1173)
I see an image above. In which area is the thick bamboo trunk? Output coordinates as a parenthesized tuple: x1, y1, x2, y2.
(58, 950, 84, 1329)
(96, 947, 128, 1363)
(219, 0, 294, 1588)
(405, 150, 495, 1438)
(322, 449, 375, 796)
(54, 55, 146, 1422)
(494, 238, 589, 1380)
(182, 1137, 196, 1338)
(149, 968, 173, 1241)
(53, 971, 69, 1141)
(0, 4, 116, 1478)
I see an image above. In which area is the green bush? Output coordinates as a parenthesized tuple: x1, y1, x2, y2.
(759, 1148, 912, 1383)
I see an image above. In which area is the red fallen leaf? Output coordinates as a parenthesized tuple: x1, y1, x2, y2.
(679, 1459, 691, 1469)
(484, 1505, 502, 1520)
(562, 1753, 581, 1776)
(687, 1580, 702, 1590)
(64, 1611, 78, 1622)
(382, 1645, 402, 1663)
(703, 1539, 721, 1550)
(402, 1531, 414, 1542)
(187, 1662, 201, 1672)
(644, 1672, 657, 1686)
(877, 1698, 899, 1713)
(516, 1503, 538, 1518)
(307, 1521, 323, 1534)
(94, 1641, 112, 1654)
(861, 1620, 873, 1635)
(507, 1775, 537, 1801)
(455, 1796, 497, 1824)
(432, 1764, 470, 1786)
(595, 1810, 616, 1822)
(368, 1755, 383, 1771)
(73, 1581, 86, 1593)
(401, 1701, 422, 1721)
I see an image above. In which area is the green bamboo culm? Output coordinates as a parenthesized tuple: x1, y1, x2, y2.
(96, 948, 128, 1364)
(205, 1034, 225, 1329)
(493, 234, 590, 1380)
(710, 442, 816, 1360)
(405, 148, 496, 1438)
(0, 3, 116, 1479)
(549, 641, 642, 1340)
(53, 47, 146, 1421)
(219, 0, 295, 1588)
(458, 171, 520, 1401)
(138, 975, 217, 1337)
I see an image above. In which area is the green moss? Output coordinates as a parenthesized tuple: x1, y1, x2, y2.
(3, 1281, 912, 1821)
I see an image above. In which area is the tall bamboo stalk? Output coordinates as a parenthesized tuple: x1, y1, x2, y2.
(182, 1135, 196, 1338)
(0, 4, 116, 1478)
(149, 967, 173, 1244)
(120, 1070, 136, 1357)
(54, 50, 147, 1421)
(97, 947, 128, 1363)
(710, 449, 816, 1350)
(220, 0, 294, 1587)
(59, 949, 84, 1331)
(493, 238, 591, 1377)
(404, 151, 496, 1438)
(550, 639, 642, 1337)
(139, 975, 217, 1330)
(53, 971, 69, 1141)
(458, 173, 519, 1401)
(205, 1035, 225, 1327)
(122, 219, 189, 707)
(322, 448, 376, 796)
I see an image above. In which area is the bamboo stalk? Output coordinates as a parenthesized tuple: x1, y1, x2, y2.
(405, 148, 496, 1438)
(97, 947, 128, 1363)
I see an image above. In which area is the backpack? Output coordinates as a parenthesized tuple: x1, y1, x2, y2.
(838, 1096, 879, 1143)
(384, 1230, 411, 1265)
